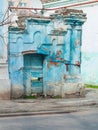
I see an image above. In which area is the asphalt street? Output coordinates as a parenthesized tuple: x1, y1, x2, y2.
(0, 109, 98, 130)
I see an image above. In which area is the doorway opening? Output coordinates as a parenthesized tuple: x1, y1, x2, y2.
(23, 53, 44, 95)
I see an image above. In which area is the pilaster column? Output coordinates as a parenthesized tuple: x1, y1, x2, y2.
(64, 24, 72, 62)
(69, 24, 82, 76)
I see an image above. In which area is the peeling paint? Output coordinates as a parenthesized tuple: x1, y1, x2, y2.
(63, 74, 66, 79)
(47, 61, 60, 68)
(76, 61, 80, 67)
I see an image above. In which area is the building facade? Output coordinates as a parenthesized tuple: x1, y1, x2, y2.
(8, 8, 86, 98)
(76, 4, 98, 85)
(41, 0, 98, 85)
(8, 0, 32, 7)
(0, 0, 7, 61)
(8, 0, 32, 17)
(42, 0, 98, 8)
(0, 0, 10, 99)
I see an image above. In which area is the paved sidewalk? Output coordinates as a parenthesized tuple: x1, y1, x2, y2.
(0, 88, 98, 117)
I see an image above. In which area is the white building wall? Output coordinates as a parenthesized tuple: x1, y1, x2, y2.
(0, 0, 8, 62)
(0, 0, 11, 99)
(75, 4, 98, 85)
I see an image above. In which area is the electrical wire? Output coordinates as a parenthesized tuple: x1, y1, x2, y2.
(9, 0, 98, 11)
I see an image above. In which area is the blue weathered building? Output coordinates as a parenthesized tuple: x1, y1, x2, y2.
(8, 8, 86, 98)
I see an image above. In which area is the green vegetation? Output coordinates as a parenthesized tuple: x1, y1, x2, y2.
(23, 95, 62, 99)
(85, 84, 98, 89)
(24, 95, 37, 99)
(52, 95, 62, 99)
